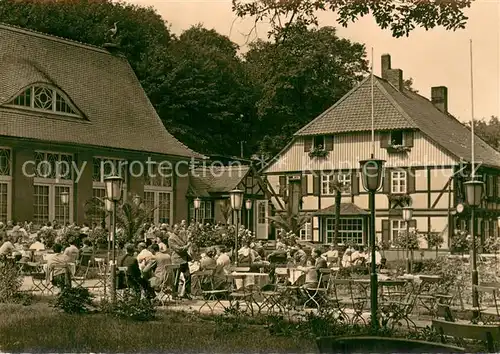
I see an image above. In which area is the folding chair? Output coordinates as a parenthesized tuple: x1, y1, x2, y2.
(73, 254, 92, 287)
(198, 269, 229, 315)
(302, 268, 329, 310)
(228, 274, 259, 315)
(475, 285, 500, 324)
(335, 279, 367, 324)
(28, 262, 53, 295)
(416, 276, 442, 317)
(157, 264, 180, 306)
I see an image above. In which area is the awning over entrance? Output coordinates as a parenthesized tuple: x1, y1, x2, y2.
(314, 203, 369, 216)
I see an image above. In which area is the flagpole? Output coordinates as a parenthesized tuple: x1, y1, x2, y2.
(470, 39, 475, 178)
(371, 47, 375, 159)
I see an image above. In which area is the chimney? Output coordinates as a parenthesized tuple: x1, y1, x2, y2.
(380, 54, 403, 91)
(381, 54, 391, 79)
(431, 86, 448, 113)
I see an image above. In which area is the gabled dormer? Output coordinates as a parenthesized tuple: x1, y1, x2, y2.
(3, 83, 85, 120)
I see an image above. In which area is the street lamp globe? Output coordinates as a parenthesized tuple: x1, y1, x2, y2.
(230, 189, 244, 211)
(245, 199, 253, 210)
(402, 206, 413, 222)
(194, 197, 201, 210)
(464, 179, 484, 207)
(104, 175, 124, 202)
(60, 191, 69, 205)
(360, 159, 386, 192)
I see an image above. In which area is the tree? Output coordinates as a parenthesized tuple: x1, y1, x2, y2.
(466, 116, 500, 151)
(232, 0, 473, 40)
(152, 25, 258, 155)
(425, 231, 444, 259)
(245, 23, 367, 157)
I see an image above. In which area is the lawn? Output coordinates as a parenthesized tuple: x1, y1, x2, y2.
(0, 302, 316, 353)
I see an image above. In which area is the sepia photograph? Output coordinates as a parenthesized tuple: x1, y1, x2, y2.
(0, 0, 499, 352)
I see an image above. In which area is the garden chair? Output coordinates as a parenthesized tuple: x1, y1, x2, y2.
(416, 275, 442, 317)
(72, 253, 92, 287)
(433, 319, 500, 352)
(317, 335, 465, 353)
(157, 264, 180, 306)
(332, 279, 366, 324)
(93, 257, 109, 291)
(302, 268, 330, 310)
(29, 262, 53, 295)
(198, 268, 229, 315)
(228, 273, 260, 315)
(379, 280, 418, 330)
(475, 285, 500, 324)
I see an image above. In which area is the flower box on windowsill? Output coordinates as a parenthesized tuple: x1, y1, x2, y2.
(387, 145, 411, 153)
(388, 193, 412, 208)
(308, 148, 329, 158)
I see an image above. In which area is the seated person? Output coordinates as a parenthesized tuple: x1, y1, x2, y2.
(143, 243, 172, 291)
(237, 242, 258, 266)
(293, 244, 308, 267)
(215, 247, 231, 273)
(64, 239, 80, 263)
(200, 248, 217, 270)
(46, 243, 71, 289)
(322, 244, 339, 266)
(118, 244, 154, 298)
(80, 239, 94, 257)
(136, 242, 153, 271)
(0, 236, 15, 257)
(341, 248, 353, 268)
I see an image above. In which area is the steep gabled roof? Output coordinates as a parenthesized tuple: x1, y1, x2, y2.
(0, 24, 203, 159)
(295, 75, 500, 168)
(314, 203, 369, 216)
(188, 165, 251, 196)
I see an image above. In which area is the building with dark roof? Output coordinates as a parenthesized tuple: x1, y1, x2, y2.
(263, 54, 500, 249)
(0, 24, 203, 226)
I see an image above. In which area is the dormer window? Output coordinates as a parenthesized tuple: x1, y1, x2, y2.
(314, 136, 325, 150)
(390, 130, 404, 146)
(5, 84, 82, 118)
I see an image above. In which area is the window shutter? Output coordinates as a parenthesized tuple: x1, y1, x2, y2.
(495, 176, 498, 198)
(301, 175, 308, 196)
(313, 174, 320, 196)
(405, 131, 414, 148)
(488, 175, 494, 197)
(307, 220, 313, 241)
(324, 135, 334, 151)
(351, 171, 359, 195)
(279, 176, 286, 197)
(382, 220, 390, 243)
(409, 219, 417, 229)
(383, 168, 392, 194)
(380, 132, 390, 148)
(304, 137, 313, 152)
(407, 168, 415, 194)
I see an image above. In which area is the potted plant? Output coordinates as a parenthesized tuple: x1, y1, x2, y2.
(425, 231, 444, 259)
(387, 144, 411, 153)
(308, 145, 329, 158)
(388, 194, 413, 209)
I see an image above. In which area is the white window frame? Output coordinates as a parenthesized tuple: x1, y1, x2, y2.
(338, 172, 351, 195)
(33, 182, 73, 225)
(190, 200, 214, 224)
(0, 147, 12, 223)
(34, 150, 73, 181)
(299, 222, 312, 241)
(391, 219, 407, 242)
(144, 188, 173, 225)
(321, 174, 335, 195)
(325, 217, 364, 245)
(391, 170, 407, 194)
(6, 84, 81, 118)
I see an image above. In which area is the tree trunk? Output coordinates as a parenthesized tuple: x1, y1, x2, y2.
(334, 190, 341, 246)
(435, 246, 438, 259)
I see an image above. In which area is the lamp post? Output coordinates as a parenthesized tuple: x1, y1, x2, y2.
(464, 179, 484, 318)
(194, 197, 201, 225)
(104, 175, 124, 304)
(230, 189, 244, 265)
(402, 206, 414, 274)
(245, 199, 253, 231)
(360, 158, 385, 330)
(104, 198, 113, 298)
(60, 191, 69, 229)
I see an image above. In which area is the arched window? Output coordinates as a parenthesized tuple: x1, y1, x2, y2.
(5, 84, 81, 117)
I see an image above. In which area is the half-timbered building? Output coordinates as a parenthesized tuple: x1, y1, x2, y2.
(262, 54, 500, 249)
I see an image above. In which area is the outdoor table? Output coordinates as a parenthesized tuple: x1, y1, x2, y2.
(232, 272, 270, 290)
(289, 268, 305, 285)
(42, 262, 76, 276)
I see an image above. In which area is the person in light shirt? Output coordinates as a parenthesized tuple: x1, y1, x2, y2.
(29, 237, 45, 251)
(341, 248, 353, 268)
(64, 239, 80, 263)
(137, 242, 153, 270)
(322, 244, 339, 266)
(0, 235, 15, 256)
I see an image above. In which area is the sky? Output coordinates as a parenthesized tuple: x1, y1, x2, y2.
(130, 0, 499, 122)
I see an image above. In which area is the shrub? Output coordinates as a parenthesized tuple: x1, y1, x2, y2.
(101, 292, 156, 321)
(0, 258, 23, 303)
(53, 286, 94, 314)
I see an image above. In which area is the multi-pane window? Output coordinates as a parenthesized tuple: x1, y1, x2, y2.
(88, 188, 106, 224)
(34, 151, 73, 180)
(189, 200, 213, 224)
(143, 191, 155, 223)
(391, 220, 407, 241)
(141, 191, 171, 225)
(144, 163, 172, 188)
(33, 185, 50, 225)
(391, 170, 407, 194)
(92, 157, 127, 183)
(325, 218, 363, 245)
(7, 84, 79, 116)
(0, 149, 11, 176)
(322, 174, 336, 195)
(258, 201, 266, 224)
(158, 192, 171, 224)
(322, 173, 350, 195)
(313, 136, 325, 150)
(338, 173, 351, 194)
(299, 222, 312, 241)
(54, 186, 71, 224)
(0, 148, 11, 223)
(390, 130, 404, 146)
(0, 183, 8, 223)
